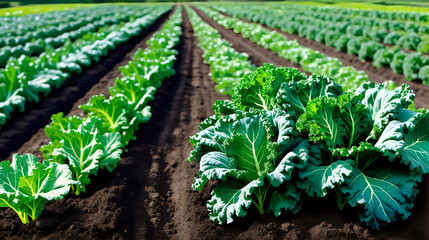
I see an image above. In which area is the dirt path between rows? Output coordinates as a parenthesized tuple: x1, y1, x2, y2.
(213, 8, 429, 109)
(0, 9, 172, 161)
(113, 6, 229, 239)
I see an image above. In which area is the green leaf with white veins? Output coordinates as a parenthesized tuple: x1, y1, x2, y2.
(109, 78, 156, 110)
(227, 114, 275, 179)
(0, 65, 26, 125)
(0, 154, 77, 223)
(53, 125, 103, 195)
(188, 113, 239, 163)
(45, 112, 84, 141)
(338, 93, 372, 149)
(190, 106, 306, 223)
(98, 132, 123, 172)
(207, 178, 264, 224)
(277, 74, 343, 118)
(297, 96, 346, 149)
(401, 113, 429, 173)
(341, 166, 421, 229)
(373, 120, 405, 161)
(298, 160, 353, 197)
(193, 151, 246, 191)
(80, 95, 130, 133)
(354, 82, 414, 139)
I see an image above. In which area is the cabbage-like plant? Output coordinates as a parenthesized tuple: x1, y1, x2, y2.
(189, 64, 429, 229)
(189, 105, 308, 224)
(0, 154, 77, 223)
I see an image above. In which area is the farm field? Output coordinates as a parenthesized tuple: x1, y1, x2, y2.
(0, 2, 428, 240)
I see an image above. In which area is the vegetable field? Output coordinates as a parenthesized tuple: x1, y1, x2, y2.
(0, 2, 428, 240)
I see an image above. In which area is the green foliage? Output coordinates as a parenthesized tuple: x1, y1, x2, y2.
(373, 48, 401, 68)
(403, 53, 426, 81)
(2, 6, 181, 225)
(233, 63, 307, 111)
(341, 167, 420, 229)
(189, 64, 429, 230)
(0, 154, 77, 224)
(0, 5, 170, 129)
(199, 5, 370, 93)
(206, 3, 429, 86)
(190, 107, 306, 223)
(43, 117, 123, 195)
(186, 6, 255, 95)
(277, 74, 343, 118)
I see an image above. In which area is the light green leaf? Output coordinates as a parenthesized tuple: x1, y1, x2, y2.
(277, 74, 343, 118)
(79, 95, 130, 133)
(0, 154, 76, 223)
(110, 77, 156, 110)
(40, 140, 67, 164)
(98, 132, 123, 172)
(233, 63, 307, 111)
(227, 114, 275, 179)
(53, 126, 103, 195)
(297, 96, 345, 149)
(337, 93, 372, 148)
(45, 112, 84, 141)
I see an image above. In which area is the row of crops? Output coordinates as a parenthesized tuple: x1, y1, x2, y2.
(197, 5, 370, 92)
(0, 2, 428, 234)
(213, 4, 429, 84)
(0, 5, 169, 128)
(0, 5, 181, 224)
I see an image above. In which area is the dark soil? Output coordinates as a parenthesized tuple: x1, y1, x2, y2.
(0, 4, 428, 240)
(214, 8, 429, 109)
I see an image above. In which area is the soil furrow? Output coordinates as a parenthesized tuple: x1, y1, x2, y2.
(0, 9, 172, 161)
(164, 8, 231, 239)
(115, 6, 191, 239)
(115, 6, 231, 240)
(190, 5, 309, 75)
(215, 9, 429, 109)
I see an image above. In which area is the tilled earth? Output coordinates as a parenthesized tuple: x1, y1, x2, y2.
(0, 5, 427, 240)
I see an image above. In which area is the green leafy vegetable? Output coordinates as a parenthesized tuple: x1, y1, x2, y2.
(190, 106, 308, 223)
(233, 63, 307, 111)
(0, 154, 77, 223)
(189, 64, 429, 229)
